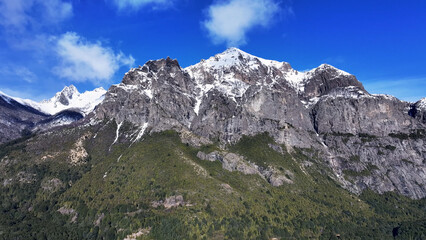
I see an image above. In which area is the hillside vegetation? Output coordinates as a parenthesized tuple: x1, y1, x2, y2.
(0, 122, 425, 240)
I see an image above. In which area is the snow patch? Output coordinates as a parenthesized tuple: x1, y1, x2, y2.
(109, 121, 123, 151)
(132, 122, 149, 143)
(0, 91, 13, 104)
(371, 94, 397, 101)
(316, 64, 352, 76)
(418, 98, 426, 110)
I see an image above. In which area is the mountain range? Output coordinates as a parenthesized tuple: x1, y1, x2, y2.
(0, 48, 425, 239)
(0, 86, 105, 143)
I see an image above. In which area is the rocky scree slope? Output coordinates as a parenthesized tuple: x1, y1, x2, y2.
(95, 48, 426, 199)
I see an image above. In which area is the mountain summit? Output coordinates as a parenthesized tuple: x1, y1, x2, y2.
(39, 85, 106, 115)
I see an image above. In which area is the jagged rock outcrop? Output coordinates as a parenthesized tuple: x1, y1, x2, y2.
(94, 48, 426, 199)
(310, 87, 420, 136)
(301, 64, 365, 100)
(197, 151, 293, 186)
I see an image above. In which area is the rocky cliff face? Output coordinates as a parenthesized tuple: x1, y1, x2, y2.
(95, 48, 426, 199)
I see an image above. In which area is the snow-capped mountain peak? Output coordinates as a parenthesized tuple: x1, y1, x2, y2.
(60, 85, 79, 96)
(44, 85, 80, 107)
(1, 85, 107, 116)
(182, 48, 361, 111)
(312, 63, 352, 76)
(38, 85, 106, 115)
(192, 47, 288, 71)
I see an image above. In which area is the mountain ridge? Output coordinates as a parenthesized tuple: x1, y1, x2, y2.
(94, 48, 426, 199)
(0, 85, 106, 116)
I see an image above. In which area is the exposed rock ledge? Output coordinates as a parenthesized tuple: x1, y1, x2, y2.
(197, 151, 293, 186)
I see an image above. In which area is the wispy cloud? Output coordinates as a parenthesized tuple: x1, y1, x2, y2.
(0, 0, 72, 32)
(203, 0, 284, 47)
(364, 77, 426, 102)
(0, 66, 37, 83)
(54, 32, 135, 85)
(110, 0, 172, 11)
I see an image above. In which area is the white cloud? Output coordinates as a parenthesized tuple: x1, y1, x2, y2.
(111, 0, 171, 10)
(203, 0, 281, 47)
(0, 0, 31, 29)
(54, 32, 135, 84)
(0, 0, 72, 31)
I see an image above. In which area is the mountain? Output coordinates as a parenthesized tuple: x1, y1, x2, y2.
(37, 85, 106, 116)
(6, 85, 106, 116)
(1, 48, 425, 239)
(0, 86, 106, 143)
(96, 48, 426, 199)
(0, 91, 49, 143)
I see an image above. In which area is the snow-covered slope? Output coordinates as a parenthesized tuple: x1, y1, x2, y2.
(0, 90, 42, 110)
(0, 90, 13, 104)
(185, 47, 353, 95)
(183, 48, 357, 114)
(37, 85, 106, 115)
(1, 85, 106, 116)
(417, 98, 426, 110)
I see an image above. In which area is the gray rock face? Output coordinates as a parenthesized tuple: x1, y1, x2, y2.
(311, 88, 419, 136)
(94, 48, 426, 199)
(308, 87, 426, 199)
(152, 195, 187, 209)
(96, 57, 196, 135)
(302, 64, 365, 100)
(321, 132, 426, 199)
(96, 48, 319, 148)
(196, 151, 293, 186)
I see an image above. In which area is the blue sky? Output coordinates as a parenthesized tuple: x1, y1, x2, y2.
(0, 0, 425, 102)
